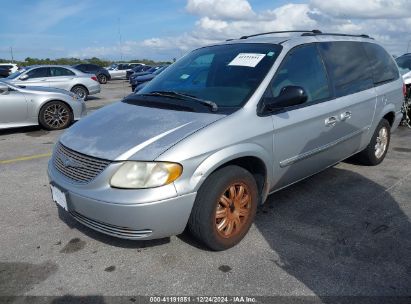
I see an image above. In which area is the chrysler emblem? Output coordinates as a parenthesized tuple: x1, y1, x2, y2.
(59, 154, 84, 169)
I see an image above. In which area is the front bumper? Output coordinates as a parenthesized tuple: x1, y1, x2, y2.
(47, 160, 197, 240)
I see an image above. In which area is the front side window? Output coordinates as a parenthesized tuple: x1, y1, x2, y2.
(137, 43, 282, 108)
(319, 41, 374, 97)
(27, 67, 50, 78)
(50, 67, 75, 77)
(269, 44, 331, 104)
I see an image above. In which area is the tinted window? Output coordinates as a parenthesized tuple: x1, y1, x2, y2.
(270, 44, 330, 103)
(86, 64, 99, 72)
(50, 67, 75, 76)
(364, 43, 399, 84)
(319, 42, 374, 97)
(74, 64, 86, 72)
(27, 67, 49, 78)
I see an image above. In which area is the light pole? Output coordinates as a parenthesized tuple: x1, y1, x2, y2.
(10, 46, 14, 63)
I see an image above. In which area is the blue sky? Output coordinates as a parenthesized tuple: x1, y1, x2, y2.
(0, 0, 409, 61)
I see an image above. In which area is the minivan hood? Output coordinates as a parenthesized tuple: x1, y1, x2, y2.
(59, 101, 226, 161)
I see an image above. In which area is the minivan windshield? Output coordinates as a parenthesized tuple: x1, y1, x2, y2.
(136, 43, 282, 108)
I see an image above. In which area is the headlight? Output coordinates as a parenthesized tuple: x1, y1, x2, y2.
(110, 161, 183, 189)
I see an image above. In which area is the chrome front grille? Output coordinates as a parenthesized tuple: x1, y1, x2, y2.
(53, 143, 111, 184)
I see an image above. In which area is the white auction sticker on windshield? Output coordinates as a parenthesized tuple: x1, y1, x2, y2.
(228, 53, 266, 67)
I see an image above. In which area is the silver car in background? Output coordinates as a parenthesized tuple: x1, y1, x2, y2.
(0, 81, 86, 130)
(48, 31, 404, 251)
(6, 65, 100, 100)
(108, 63, 143, 80)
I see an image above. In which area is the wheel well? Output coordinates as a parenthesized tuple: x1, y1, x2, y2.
(383, 112, 395, 126)
(38, 100, 73, 122)
(216, 156, 267, 199)
(71, 84, 89, 94)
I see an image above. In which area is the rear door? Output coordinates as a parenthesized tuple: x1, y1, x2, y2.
(319, 41, 378, 151)
(46, 67, 76, 90)
(268, 42, 376, 190)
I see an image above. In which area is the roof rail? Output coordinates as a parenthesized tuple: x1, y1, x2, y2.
(302, 32, 373, 39)
(239, 30, 322, 40)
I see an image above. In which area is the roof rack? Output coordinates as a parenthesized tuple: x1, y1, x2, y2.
(239, 30, 322, 40)
(302, 32, 373, 39)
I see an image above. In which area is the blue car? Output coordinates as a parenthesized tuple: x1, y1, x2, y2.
(131, 65, 168, 92)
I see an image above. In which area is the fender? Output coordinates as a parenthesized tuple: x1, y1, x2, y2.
(173, 143, 273, 201)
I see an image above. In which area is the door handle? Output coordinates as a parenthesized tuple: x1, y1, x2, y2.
(325, 116, 338, 127)
(340, 111, 352, 121)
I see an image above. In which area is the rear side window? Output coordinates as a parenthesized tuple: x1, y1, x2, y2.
(27, 67, 50, 78)
(50, 67, 75, 76)
(319, 42, 374, 97)
(270, 44, 331, 103)
(363, 43, 399, 85)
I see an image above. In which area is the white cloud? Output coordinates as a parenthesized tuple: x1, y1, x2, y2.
(310, 0, 411, 19)
(73, 0, 411, 60)
(186, 0, 255, 20)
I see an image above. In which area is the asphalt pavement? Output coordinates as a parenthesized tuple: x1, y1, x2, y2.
(0, 80, 410, 303)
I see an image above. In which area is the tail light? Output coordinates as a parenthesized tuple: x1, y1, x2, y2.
(91, 76, 98, 82)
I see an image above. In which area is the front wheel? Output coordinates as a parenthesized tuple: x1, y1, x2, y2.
(356, 119, 391, 165)
(71, 85, 88, 101)
(188, 165, 258, 251)
(39, 101, 72, 130)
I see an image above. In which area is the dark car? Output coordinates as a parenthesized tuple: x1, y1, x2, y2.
(126, 65, 152, 80)
(72, 64, 111, 84)
(0, 67, 9, 78)
(129, 66, 164, 85)
(131, 65, 168, 92)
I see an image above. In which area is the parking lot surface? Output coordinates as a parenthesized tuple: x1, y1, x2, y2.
(0, 81, 410, 301)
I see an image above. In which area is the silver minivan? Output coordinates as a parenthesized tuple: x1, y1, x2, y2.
(48, 31, 404, 250)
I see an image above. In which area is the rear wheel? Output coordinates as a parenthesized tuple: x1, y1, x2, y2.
(39, 101, 72, 130)
(356, 119, 391, 165)
(188, 165, 258, 251)
(71, 85, 88, 101)
(98, 74, 107, 84)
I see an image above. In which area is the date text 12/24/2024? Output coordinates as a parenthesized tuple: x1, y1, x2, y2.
(149, 296, 257, 303)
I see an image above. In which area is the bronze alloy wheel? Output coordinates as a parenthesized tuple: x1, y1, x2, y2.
(215, 182, 252, 238)
(43, 103, 70, 129)
(188, 165, 257, 250)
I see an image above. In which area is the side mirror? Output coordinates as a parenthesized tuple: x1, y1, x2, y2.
(0, 83, 9, 95)
(263, 86, 308, 111)
(19, 74, 29, 81)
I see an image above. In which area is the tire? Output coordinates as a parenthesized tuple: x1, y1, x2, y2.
(356, 119, 391, 166)
(39, 101, 73, 130)
(70, 85, 88, 101)
(188, 165, 258, 251)
(98, 74, 107, 84)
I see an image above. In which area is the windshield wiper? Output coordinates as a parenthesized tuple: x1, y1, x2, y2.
(142, 90, 218, 112)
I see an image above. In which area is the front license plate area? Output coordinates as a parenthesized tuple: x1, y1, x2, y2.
(50, 185, 68, 211)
